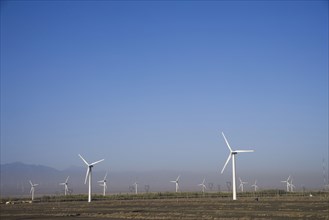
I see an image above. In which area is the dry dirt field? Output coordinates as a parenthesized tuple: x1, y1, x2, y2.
(1, 197, 328, 220)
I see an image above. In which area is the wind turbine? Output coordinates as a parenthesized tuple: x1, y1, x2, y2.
(78, 154, 104, 202)
(59, 176, 70, 196)
(251, 180, 258, 192)
(98, 171, 108, 196)
(198, 178, 207, 194)
(170, 175, 180, 193)
(220, 132, 254, 200)
(238, 177, 248, 192)
(29, 180, 38, 201)
(281, 175, 291, 192)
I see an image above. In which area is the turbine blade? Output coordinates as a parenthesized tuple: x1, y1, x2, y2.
(29, 180, 33, 186)
(79, 154, 90, 166)
(234, 150, 254, 153)
(221, 153, 232, 174)
(84, 168, 90, 184)
(222, 132, 233, 152)
(176, 175, 180, 181)
(104, 171, 108, 180)
(66, 176, 70, 183)
(170, 181, 176, 183)
(90, 159, 105, 166)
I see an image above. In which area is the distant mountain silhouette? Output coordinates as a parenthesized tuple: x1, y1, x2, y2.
(1, 162, 60, 180)
(1, 162, 63, 196)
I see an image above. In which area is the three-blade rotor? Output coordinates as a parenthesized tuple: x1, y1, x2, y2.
(29, 180, 38, 193)
(79, 154, 104, 184)
(198, 178, 206, 190)
(220, 132, 254, 173)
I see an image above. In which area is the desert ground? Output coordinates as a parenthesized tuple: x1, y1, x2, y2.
(1, 193, 329, 220)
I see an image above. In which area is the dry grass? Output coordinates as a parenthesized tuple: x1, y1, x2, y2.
(1, 196, 328, 219)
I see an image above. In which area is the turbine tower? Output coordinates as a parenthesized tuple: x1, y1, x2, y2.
(238, 177, 248, 192)
(78, 154, 104, 202)
(59, 176, 70, 196)
(134, 182, 138, 194)
(98, 171, 108, 196)
(29, 180, 38, 201)
(198, 178, 207, 194)
(290, 178, 295, 192)
(220, 132, 254, 200)
(251, 180, 258, 192)
(281, 175, 291, 192)
(170, 175, 180, 193)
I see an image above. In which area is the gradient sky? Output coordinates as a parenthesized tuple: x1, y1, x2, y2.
(1, 1, 328, 185)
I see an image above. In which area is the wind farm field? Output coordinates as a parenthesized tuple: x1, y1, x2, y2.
(1, 193, 329, 220)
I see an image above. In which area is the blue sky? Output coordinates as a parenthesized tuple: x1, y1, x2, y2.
(1, 1, 328, 186)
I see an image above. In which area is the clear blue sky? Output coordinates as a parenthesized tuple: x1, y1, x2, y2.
(1, 1, 328, 183)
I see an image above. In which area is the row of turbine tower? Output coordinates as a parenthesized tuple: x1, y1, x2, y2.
(29, 132, 254, 202)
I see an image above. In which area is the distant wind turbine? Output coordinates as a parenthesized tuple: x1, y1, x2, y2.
(98, 171, 108, 196)
(238, 177, 248, 192)
(281, 175, 291, 192)
(78, 154, 104, 202)
(59, 176, 70, 196)
(251, 180, 258, 192)
(220, 132, 254, 200)
(198, 178, 207, 194)
(29, 180, 38, 201)
(170, 175, 180, 193)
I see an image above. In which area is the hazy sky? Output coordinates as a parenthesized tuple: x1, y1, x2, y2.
(1, 1, 328, 183)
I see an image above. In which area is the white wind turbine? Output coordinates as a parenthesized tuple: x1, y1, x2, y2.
(78, 154, 104, 202)
(281, 175, 291, 192)
(59, 176, 70, 196)
(251, 180, 258, 192)
(198, 178, 207, 194)
(220, 132, 254, 200)
(29, 180, 38, 201)
(170, 175, 180, 193)
(98, 171, 108, 196)
(238, 177, 248, 192)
